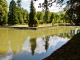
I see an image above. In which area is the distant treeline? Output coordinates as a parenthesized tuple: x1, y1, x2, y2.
(0, 0, 80, 26)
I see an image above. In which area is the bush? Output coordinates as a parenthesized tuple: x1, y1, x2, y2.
(39, 20, 43, 24)
(28, 17, 39, 27)
(33, 17, 39, 27)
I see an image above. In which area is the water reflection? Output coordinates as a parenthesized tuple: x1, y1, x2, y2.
(0, 35, 69, 60)
(35, 37, 46, 54)
(0, 29, 80, 60)
(57, 29, 80, 38)
(22, 37, 31, 53)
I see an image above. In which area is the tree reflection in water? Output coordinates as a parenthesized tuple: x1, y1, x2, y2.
(30, 38, 36, 55)
(0, 29, 79, 60)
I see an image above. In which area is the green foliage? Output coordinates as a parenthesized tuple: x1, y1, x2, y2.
(8, 0, 28, 25)
(44, 11, 49, 23)
(65, 0, 80, 25)
(34, 0, 80, 25)
(0, 0, 8, 25)
(28, 0, 38, 27)
(8, 0, 18, 25)
(16, 0, 28, 24)
(22, 9, 28, 22)
(36, 11, 44, 20)
(50, 12, 54, 23)
(2, 13, 8, 24)
(33, 17, 39, 27)
(0, 5, 3, 25)
(39, 20, 44, 24)
(43, 0, 50, 23)
(17, 0, 21, 7)
(53, 13, 59, 23)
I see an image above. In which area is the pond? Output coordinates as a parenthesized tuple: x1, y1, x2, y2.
(0, 27, 79, 60)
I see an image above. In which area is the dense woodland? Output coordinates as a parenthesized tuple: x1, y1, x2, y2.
(0, 0, 80, 26)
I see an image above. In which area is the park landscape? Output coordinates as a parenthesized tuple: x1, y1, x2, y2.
(0, 0, 80, 60)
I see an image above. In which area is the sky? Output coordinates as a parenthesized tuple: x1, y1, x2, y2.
(7, 0, 66, 12)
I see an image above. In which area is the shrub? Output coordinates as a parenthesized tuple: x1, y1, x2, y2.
(39, 20, 43, 24)
(33, 17, 39, 27)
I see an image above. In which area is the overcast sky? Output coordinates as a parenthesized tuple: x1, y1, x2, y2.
(7, 0, 66, 12)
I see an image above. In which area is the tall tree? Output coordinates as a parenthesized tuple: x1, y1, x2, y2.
(0, 5, 3, 25)
(19, 8, 28, 24)
(8, 0, 18, 25)
(17, 0, 21, 7)
(22, 9, 28, 21)
(65, 0, 80, 25)
(16, 0, 23, 24)
(34, 0, 80, 25)
(44, 0, 49, 23)
(15, 0, 29, 24)
(50, 12, 54, 23)
(28, 0, 38, 27)
(0, 0, 8, 25)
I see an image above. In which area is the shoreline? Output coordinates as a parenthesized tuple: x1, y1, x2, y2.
(0, 25, 54, 30)
(0, 24, 80, 30)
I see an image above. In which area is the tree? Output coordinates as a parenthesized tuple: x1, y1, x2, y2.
(50, 12, 54, 23)
(8, 0, 29, 25)
(57, 11, 65, 23)
(16, 0, 24, 24)
(65, 0, 80, 25)
(53, 13, 59, 23)
(28, 0, 39, 27)
(17, 0, 21, 7)
(22, 9, 29, 24)
(36, 11, 45, 24)
(0, 0, 8, 25)
(0, 5, 3, 25)
(36, 11, 44, 20)
(34, 0, 80, 25)
(43, 0, 49, 23)
(8, 0, 19, 25)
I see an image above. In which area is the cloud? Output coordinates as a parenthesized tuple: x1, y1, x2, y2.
(7, 0, 66, 12)
(22, 0, 31, 3)
(21, 0, 64, 12)
(34, 0, 44, 11)
(22, 36, 68, 54)
(0, 55, 13, 60)
(35, 37, 46, 54)
(48, 36, 69, 48)
(22, 37, 31, 53)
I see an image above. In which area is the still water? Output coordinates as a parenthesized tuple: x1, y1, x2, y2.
(0, 27, 79, 60)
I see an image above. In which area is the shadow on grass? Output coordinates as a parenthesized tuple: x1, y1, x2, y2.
(43, 33, 80, 60)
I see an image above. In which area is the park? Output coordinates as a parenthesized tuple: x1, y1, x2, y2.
(0, 0, 80, 60)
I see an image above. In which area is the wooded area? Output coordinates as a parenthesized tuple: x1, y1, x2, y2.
(0, 0, 80, 26)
